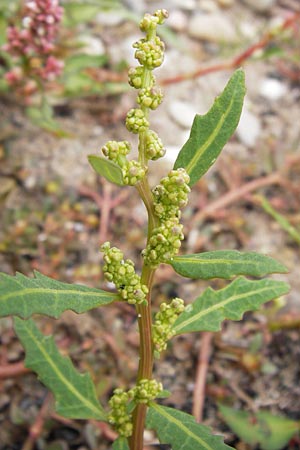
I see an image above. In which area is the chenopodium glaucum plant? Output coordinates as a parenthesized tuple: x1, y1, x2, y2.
(0, 10, 290, 450)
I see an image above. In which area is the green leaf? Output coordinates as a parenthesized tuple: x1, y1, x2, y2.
(173, 69, 246, 186)
(219, 404, 299, 450)
(173, 277, 289, 335)
(0, 271, 118, 319)
(112, 437, 130, 450)
(146, 403, 233, 450)
(14, 317, 106, 420)
(26, 101, 70, 137)
(64, 54, 107, 74)
(257, 195, 300, 245)
(170, 250, 288, 280)
(88, 155, 125, 186)
(63, 2, 103, 26)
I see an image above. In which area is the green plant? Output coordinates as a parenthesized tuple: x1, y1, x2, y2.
(0, 10, 290, 450)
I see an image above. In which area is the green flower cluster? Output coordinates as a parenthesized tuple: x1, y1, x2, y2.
(108, 388, 133, 438)
(152, 168, 191, 220)
(101, 140, 146, 186)
(126, 10, 167, 162)
(144, 130, 165, 160)
(101, 242, 148, 305)
(142, 169, 190, 267)
(108, 378, 163, 436)
(152, 298, 185, 353)
(130, 378, 163, 404)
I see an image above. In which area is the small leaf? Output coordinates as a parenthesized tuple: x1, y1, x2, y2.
(170, 250, 288, 280)
(14, 318, 106, 420)
(173, 277, 289, 335)
(0, 271, 118, 319)
(88, 155, 125, 186)
(63, 2, 102, 26)
(174, 69, 246, 186)
(257, 195, 300, 245)
(219, 404, 299, 450)
(26, 101, 70, 137)
(146, 403, 233, 450)
(112, 437, 130, 450)
(64, 54, 107, 74)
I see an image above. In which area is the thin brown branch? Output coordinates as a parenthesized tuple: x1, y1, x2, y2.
(21, 393, 52, 450)
(193, 332, 213, 423)
(191, 172, 282, 226)
(160, 12, 300, 86)
(0, 361, 31, 379)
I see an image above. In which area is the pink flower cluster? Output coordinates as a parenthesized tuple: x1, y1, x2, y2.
(4, 0, 64, 90)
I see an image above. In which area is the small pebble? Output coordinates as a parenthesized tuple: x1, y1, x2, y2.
(259, 78, 287, 101)
(242, 0, 276, 12)
(188, 13, 238, 43)
(78, 35, 105, 55)
(236, 106, 261, 147)
(168, 10, 188, 32)
(168, 100, 197, 129)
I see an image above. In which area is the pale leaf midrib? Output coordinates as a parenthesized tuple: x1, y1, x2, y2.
(174, 286, 271, 333)
(185, 90, 237, 175)
(1, 287, 115, 302)
(25, 324, 103, 417)
(174, 258, 260, 266)
(152, 404, 213, 450)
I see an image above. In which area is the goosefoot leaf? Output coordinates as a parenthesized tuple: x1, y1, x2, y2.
(14, 317, 106, 420)
(146, 403, 233, 450)
(219, 404, 299, 450)
(0, 271, 118, 319)
(173, 277, 289, 335)
(88, 155, 125, 186)
(174, 69, 246, 186)
(170, 250, 288, 280)
(112, 438, 130, 450)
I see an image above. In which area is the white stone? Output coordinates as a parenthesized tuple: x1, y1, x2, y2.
(259, 78, 287, 101)
(168, 10, 188, 32)
(168, 100, 198, 129)
(188, 13, 238, 43)
(242, 0, 276, 12)
(198, 0, 219, 13)
(95, 11, 125, 26)
(236, 106, 261, 148)
(78, 35, 105, 55)
(172, 0, 197, 10)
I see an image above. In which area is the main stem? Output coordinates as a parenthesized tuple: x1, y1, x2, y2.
(130, 178, 158, 450)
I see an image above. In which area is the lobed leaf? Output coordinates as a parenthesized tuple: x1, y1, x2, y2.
(173, 69, 246, 186)
(14, 317, 106, 420)
(219, 404, 299, 450)
(112, 438, 130, 450)
(173, 277, 289, 335)
(170, 250, 288, 280)
(88, 155, 125, 186)
(146, 403, 233, 450)
(0, 271, 118, 319)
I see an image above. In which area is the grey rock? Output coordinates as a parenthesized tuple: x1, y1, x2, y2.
(188, 13, 238, 43)
(168, 100, 198, 129)
(242, 0, 276, 12)
(259, 78, 287, 101)
(236, 105, 261, 147)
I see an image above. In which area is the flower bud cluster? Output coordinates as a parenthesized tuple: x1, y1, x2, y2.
(101, 140, 145, 186)
(152, 298, 185, 353)
(108, 388, 133, 438)
(133, 36, 165, 70)
(129, 379, 163, 404)
(139, 9, 168, 32)
(137, 87, 163, 110)
(126, 108, 149, 134)
(3, 0, 64, 91)
(144, 130, 166, 161)
(143, 169, 190, 267)
(152, 168, 191, 220)
(101, 242, 148, 305)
